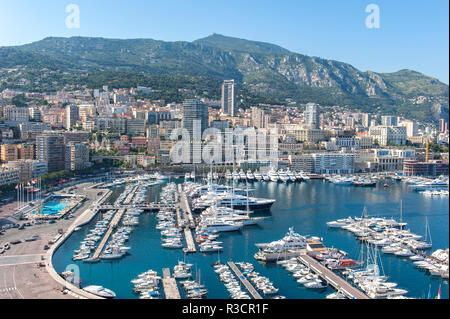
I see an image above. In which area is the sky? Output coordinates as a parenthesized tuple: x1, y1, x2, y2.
(0, 0, 448, 84)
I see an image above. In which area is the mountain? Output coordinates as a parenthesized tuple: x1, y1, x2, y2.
(0, 34, 448, 122)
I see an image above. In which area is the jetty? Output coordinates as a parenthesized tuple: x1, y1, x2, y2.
(297, 254, 369, 299)
(179, 191, 195, 227)
(162, 268, 181, 299)
(227, 261, 262, 299)
(184, 228, 196, 253)
(91, 209, 126, 260)
(122, 185, 139, 205)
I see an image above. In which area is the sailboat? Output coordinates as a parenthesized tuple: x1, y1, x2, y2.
(410, 217, 432, 250)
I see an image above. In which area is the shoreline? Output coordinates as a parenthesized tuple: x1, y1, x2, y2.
(44, 188, 112, 299)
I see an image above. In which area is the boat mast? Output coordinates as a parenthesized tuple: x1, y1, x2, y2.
(400, 200, 403, 227)
(425, 216, 432, 245)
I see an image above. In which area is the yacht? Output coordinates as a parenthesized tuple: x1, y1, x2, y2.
(185, 172, 191, 180)
(239, 170, 247, 181)
(254, 170, 263, 181)
(246, 170, 255, 181)
(153, 172, 169, 181)
(198, 219, 244, 232)
(268, 168, 279, 182)
(286, 169, 297, 182)
(254, 227, 307, 261)
(193, 193, 275, 212)
(200, 244, 223, 253)
(299, 171, 310, 180)
(83, 285, 116, 298)
(225, 170, 232, 180)
(278, 170, 290, 183)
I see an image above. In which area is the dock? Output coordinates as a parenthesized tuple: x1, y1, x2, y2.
(162, 268, 181, 299)
(297, 254, 369, 299)
(183, 228, 196, 253)
(91, 209, 126, 260)
(227, 261, 262, 299)
(175, 208, 182, 227)
(122, 185, 139, 205)
(180, 191, 195, 227)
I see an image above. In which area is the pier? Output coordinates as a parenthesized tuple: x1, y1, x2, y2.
(162, 268, 181, 299)
(297, 254, 369, 299)
(99, 203, 173, 211)
(227, 261, 262, 299)
(183, 228, 196, 253)
(122, 185, 139, 205)
(179, 191, 195, 228)
(91, 209, 126, 260)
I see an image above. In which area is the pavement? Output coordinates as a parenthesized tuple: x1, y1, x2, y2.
(0, 182, 108, 299)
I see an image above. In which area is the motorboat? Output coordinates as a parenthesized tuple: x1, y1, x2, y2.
(83, 285, 116, 298)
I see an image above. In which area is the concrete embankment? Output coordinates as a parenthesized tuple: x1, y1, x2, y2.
(45, 189, 112, 299)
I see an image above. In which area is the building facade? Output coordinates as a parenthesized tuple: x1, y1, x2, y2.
(221, 80, 235, 116)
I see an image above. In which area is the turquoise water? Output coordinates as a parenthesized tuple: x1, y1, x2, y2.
(53, 179, 449, 299)
(35, 201, 69, 215)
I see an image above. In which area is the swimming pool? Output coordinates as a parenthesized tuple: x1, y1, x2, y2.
(36, 202, 69, 215)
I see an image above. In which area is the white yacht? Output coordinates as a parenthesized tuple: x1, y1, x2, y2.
(254, 227, 307, 261)
(246, 170, 255, 181)
(254, 170, 262, 181)
(300, 171, 310, 180)
(193, 193, 275, 212)
(286, 169, 297, 182)
(278, 170, 290, 183)
(232, 170, 240, 181)
(225, 170, 232, 180)
(268, 168, 279, 182)
(199, 219, 244, 232)
(83, 285, 116, 298)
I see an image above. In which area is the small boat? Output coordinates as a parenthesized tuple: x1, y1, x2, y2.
(83, 285, 116, 298)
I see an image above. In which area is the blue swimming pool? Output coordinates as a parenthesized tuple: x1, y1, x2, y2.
(37, 201, 69, 215)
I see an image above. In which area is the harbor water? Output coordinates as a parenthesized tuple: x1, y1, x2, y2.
(52, 179, 449, 299)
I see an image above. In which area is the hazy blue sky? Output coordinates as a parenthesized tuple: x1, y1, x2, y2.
(0, 0, 448, 83)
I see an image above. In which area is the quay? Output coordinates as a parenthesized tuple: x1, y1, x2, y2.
(179, 190, 195, 228)
(175, 208, 182, 227)
(91, 209, 126, 260)
(183, 228, 196, 253)
(122, 185, 139, 205)
(227, 261, 262, 299)
(162, 268, 181, 299)
(297, 254, 369, 299)
(176, 185, 196, 253)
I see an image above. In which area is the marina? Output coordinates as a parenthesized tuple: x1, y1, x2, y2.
(52, 176, 449, 299)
